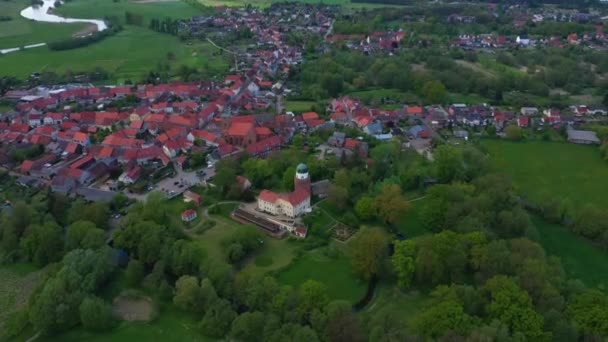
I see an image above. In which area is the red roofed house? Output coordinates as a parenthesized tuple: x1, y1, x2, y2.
(183, 190, 201, 206)
(517, 116, 529, 128)
(257, 164, 311, 218)
(302, 112, 319, 121)
(181, 209, 198, 222)
(407, 106, 424, 116)
(119, 166, 142, 184)
(225, 121, 256, 147)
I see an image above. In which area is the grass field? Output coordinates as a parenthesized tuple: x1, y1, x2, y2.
(396, 197, 428, 238)
(277, 248, 366, 303)
(360, 282, 429, 328)
(285, 100, 316, 113)
(40, 305, 211, 342)
(533, 217, 608, 289)
(56, 0, 202, 22)
(0, 26, 229, 81)
(0, 0, 87, 48)
(482, 140, 608, 208)
(0, 263, 48, 323)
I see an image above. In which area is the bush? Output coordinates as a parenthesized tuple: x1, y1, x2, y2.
(48, 26, 122, 51)
(79, 296, 114, 331)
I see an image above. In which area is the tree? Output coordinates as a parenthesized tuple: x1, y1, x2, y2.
(125, 259, 145, 287)
(327, 185, 348, 210)
(433, 145, 464, 183)
(412, 300, 475, 339)
(229, 311, 265, 342)
(392, 240, 416, 289)
(566, 289, 608, 338)
(173, 275, 203, 313)
(349, 228, 387, 280)
(325, 303, 366, 342)
(483, 276, 548, 341)
(20, 221, 64, 266)
(79, 296, 114, 331)
(374, 184, 409, 226)
(200, 298, 236, 338)
(66, 221, 105, 251)
(505, 125, 523, 141)
(298, 280, 329, 322)
(422, 80, 448, 104)
(354, 196, 376, 221)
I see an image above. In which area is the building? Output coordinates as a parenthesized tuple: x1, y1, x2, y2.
(181, 209, 198, 222)
(183, 190, 202, 206)
(567, 129, 601, 145)
(257, 163, 311, 218)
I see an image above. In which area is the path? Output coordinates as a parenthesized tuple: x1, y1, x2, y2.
(206, 37, 240, 56)
(203, 201, 243, 219)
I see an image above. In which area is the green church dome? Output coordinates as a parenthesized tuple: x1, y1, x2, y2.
(296, 163, 308, 174)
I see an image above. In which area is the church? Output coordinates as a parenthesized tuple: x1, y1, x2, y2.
(257, 163, 311, 218)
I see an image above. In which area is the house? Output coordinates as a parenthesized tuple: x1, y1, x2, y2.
(236, 176, 251, 190)
(521, 107, 539, 116)
(294, 226, 308, 238)
(181, 209, 198, 222)
(257, 164, 311, 218)
(183, 190, 201, 206)
(328, 131, 346, 147)
(567, 129, 600, 145)
(119, 166, 142, 184)
(517, 116, 530, 128)
(225, 121, 256, 147)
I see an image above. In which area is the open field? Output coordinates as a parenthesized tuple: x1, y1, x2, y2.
(0, 263, 48, 323)
(277, 248, 367, 303)
(0, 26, 229, 81)
(534, 217, 608, 289)
(481, 140, 608, 208)
(0, 0, 87, 48)
(56, 0, 203, 22)
(243, 237, 298, 275)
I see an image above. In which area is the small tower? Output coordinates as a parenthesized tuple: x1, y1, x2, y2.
(294, 163, 310, 193)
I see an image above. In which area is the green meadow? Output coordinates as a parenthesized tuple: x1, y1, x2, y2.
(482, 140, 608, 208)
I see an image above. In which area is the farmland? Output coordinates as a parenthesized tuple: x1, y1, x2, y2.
(0, 26, 229, 81)
(0, 0, 228, 82)
(481, 140, 608, 208)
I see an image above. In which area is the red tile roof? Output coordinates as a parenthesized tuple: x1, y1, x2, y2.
(284, 188, 310, 206)
(302, 112, 319, 121)
(259, 190, 279, 203)
(227, 122, 254, 137)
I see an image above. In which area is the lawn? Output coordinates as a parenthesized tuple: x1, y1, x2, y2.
(0, 0, 87, 49)
(0, 263, 48, 323)
(243, 237, 298, 275)
(396, 197, 428, 238)
(277, 248, 367, 303)
(285, 100, 316, 113)
(359, 281, 429, 329)
(482, 140, 608, 208)
(533, 216, 608, 289)
(40, 305, 211, 342)
(0, 26, 229, 81)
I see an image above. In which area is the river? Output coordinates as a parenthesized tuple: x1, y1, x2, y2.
(0, 0, 107, 54)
